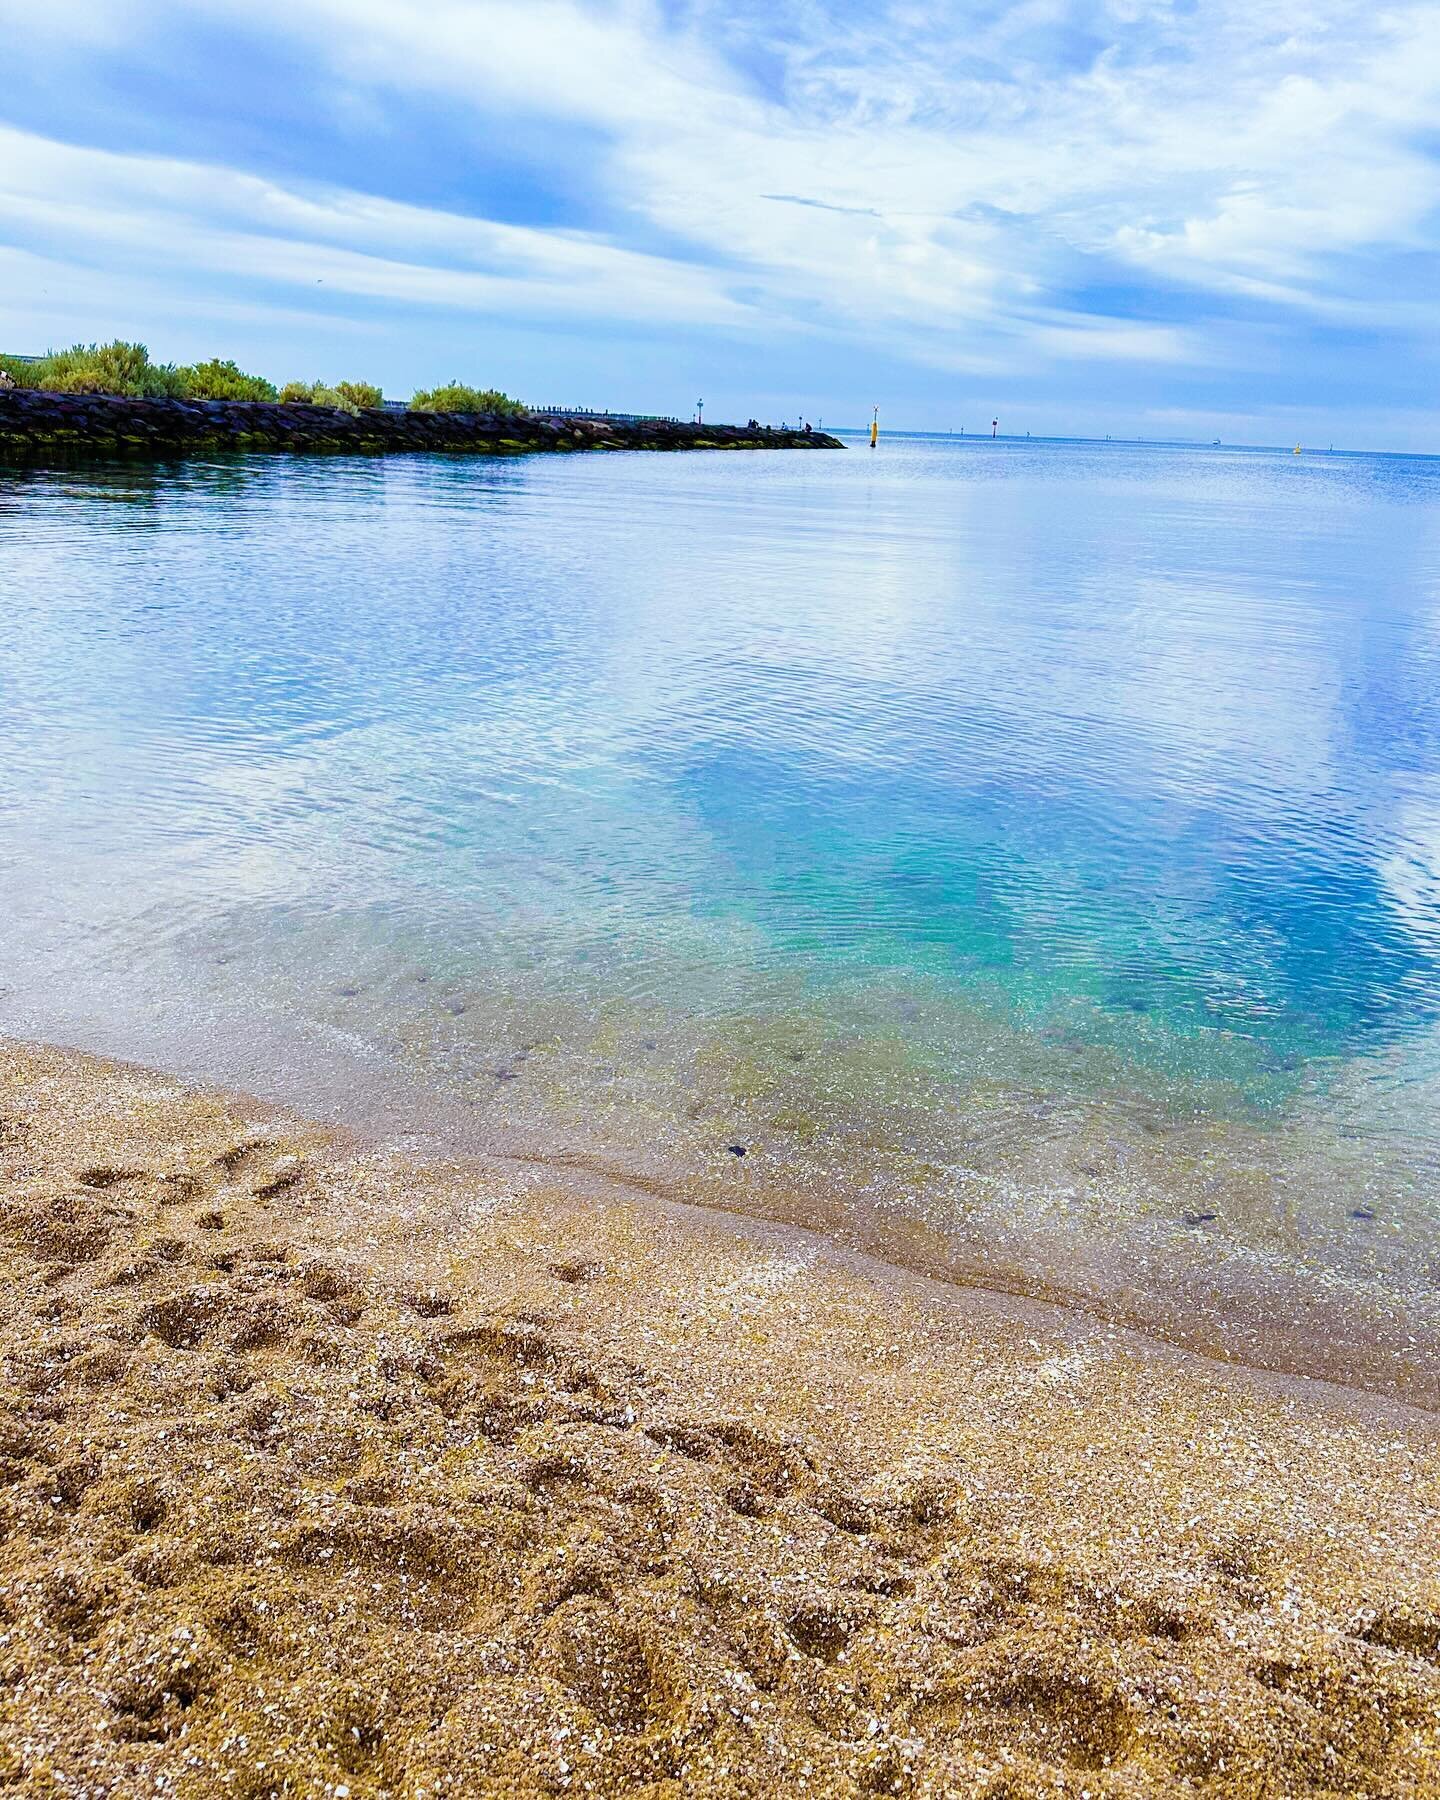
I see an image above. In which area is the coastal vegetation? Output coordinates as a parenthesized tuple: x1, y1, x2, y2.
(0, 342, 284, 403)
(0, 342, 527, 416)
(410, 380, 525, 415)
(0, 341, 190, 398)
(181, 357, 278, 402)
(277, 378, 384, 414)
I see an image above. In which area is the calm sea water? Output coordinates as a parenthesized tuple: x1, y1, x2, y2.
(4, 435, 1440, 1396)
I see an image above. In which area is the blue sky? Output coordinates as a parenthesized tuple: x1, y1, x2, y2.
(1, 0, 1439, 445)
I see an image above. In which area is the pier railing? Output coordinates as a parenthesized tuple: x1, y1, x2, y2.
(530, 407, 685, 424)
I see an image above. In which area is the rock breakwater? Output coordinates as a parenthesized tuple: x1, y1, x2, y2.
(0, 389, 842, 464)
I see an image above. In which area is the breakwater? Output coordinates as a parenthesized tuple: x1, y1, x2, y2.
(0, 389, 842, 463)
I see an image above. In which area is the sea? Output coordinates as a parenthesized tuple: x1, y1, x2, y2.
(4, 431, 1439, 1399)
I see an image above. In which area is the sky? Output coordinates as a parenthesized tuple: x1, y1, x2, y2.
(0, 0, 1438, 445)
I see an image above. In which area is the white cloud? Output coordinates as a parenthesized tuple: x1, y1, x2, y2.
(1027, 316, 1191, 363)
(0, 124, 755, 329)
(2, 0, 1440, 383)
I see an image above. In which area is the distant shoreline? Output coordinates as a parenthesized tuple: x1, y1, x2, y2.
(837, 427, 1440, 459)
(0, 389, 843, 464)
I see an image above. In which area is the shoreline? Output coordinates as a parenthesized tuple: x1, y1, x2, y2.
(16, 994, 1438, 1418)
(0, 391, 843, 464)
(4, 1035, 1438, 1794)
(12, 1031, 1433, 1421)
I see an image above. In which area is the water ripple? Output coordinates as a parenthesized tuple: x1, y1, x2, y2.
(3, 438, 1440, 1383)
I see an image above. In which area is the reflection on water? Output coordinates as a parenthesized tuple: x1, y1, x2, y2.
(4, 438, 1440, 1397)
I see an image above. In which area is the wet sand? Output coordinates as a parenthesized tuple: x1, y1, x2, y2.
(2, 1037, 1438, 1797)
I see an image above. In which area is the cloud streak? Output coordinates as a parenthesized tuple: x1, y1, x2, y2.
(1, 0, 1439, 434)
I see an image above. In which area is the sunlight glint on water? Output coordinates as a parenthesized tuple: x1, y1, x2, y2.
(4, 436, 1440, 1397)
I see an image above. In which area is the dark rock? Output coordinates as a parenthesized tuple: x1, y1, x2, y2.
(0, 391, 845, 465)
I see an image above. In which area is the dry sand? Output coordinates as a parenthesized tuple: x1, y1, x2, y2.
(1, 1037, 1437, 1798)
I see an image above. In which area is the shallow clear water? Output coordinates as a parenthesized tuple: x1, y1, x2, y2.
(4, 436, 1440, 1396)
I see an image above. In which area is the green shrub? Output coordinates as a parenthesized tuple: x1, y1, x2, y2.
(410, 381, 525, 416)
(279, 378, 383, 415)
(179, 358, 277, 402)
(22, 341, 188, 398)
(333, 380, 382, 414)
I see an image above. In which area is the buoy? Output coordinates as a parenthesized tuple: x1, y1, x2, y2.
(1294, 444, 1302, 454)
(870, 406, 879, 449)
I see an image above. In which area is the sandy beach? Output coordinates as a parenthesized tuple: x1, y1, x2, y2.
(2, 1035, 1436, 1797)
